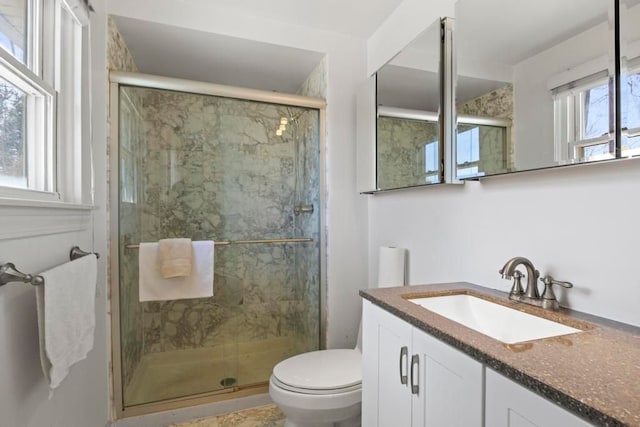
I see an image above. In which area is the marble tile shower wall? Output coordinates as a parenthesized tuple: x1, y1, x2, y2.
(457, 84, 515, 174)
(107, 16, 144, 390)
(129, 87, 321, 356)
(377, 116, 440, 188)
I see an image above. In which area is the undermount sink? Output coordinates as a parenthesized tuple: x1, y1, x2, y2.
(408, 294, 582, 344)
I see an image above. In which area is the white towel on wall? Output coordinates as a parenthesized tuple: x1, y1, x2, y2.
(139, 240, 214, 302)
(36, 254, 98, 393)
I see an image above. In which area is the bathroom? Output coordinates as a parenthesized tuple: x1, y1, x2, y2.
(0, 0, 639, 426)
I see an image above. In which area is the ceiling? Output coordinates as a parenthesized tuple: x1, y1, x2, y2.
(112, 0, 404, 93)
(113, 16, 325, 94)
(114, 0, 614, 99)
(212, 0, 405, 38)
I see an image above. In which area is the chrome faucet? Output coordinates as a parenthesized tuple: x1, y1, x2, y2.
(499, 256, 540, 299)
(499, 257, 573, 311)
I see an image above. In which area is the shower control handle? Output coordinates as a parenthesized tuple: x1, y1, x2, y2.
(399, 346, 408, 385)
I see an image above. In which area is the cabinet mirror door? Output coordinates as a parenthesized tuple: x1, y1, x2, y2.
(455, 0, 614, 179)
(376, 19, 443, 190)
(621, 0, 640, 157)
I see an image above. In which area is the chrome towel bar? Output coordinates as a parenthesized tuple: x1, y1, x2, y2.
(0, 263, 45, 287)
(0, 246, 99, 287)
(125, 237, 314, 250)
(70, 246, 100, 261)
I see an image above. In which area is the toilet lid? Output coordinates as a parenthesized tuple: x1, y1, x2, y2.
(272, 349, 361, 390)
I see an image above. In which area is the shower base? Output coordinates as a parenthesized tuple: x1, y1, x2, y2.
(124, 336, 294, 407)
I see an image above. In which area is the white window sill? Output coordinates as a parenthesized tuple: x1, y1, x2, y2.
(0, 197, 95, 240)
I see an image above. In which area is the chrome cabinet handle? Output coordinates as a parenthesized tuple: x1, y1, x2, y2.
(410, 354, 419, 395)
(399, 346, 408, 385)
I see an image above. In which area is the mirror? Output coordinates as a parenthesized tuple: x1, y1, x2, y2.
(455, 0, 614, 179)
(375, 19, 444, 190)
(621, 0, 640, 156)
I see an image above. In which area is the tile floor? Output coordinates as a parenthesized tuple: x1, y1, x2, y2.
(171, 404, 284, 427)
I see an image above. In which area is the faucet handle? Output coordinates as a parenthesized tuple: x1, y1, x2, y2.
(510, 270, 525, 296)
(540, 275, 573, 310)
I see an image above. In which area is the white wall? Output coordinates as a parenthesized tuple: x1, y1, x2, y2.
(368, 158, 640, 327)
(107, 0, 369, 349)
(367, 0, 455, 75)
(514, 20, 610, 170)
(0, 1, 110, 425)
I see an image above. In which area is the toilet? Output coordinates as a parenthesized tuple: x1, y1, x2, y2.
(269, 348, 362, 427)
(270, 246, 405, 427)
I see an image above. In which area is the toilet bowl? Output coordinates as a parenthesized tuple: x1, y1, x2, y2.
(269, 348, 362, 427)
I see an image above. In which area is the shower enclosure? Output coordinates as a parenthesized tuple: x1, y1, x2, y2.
(109, 73, 325, 416)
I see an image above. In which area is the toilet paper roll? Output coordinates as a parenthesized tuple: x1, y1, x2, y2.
(377, 246, 407, 287)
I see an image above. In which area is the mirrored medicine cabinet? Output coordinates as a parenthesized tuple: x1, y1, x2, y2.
(357, 0, 638, 194)
(455, 0, 615, 179)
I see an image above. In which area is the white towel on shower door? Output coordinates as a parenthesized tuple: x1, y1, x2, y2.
(36, 254, 98, 394)
(139, 240, 214, 301)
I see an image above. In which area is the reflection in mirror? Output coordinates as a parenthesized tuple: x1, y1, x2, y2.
(455, 0, 613, 179)
(621, 0, 640, 157)
(376, 20, 442, 190)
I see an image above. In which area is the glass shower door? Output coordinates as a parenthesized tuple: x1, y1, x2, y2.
(117, 84, 320, 408)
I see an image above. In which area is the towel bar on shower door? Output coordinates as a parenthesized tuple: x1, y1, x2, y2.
(125, 237, 314, 250)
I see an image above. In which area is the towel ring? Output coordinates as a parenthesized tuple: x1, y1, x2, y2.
(70, 246, 100, 261)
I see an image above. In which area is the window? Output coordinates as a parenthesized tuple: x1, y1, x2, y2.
(621, 61, 640, 157)
(423, 140, 439, 184)
(553, 71, 613, 163)
(457, 126, 480, 178)
(0, 0, 89, 203)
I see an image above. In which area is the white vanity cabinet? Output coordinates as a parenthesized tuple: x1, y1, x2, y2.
(362, 300, 483, 427)
(485, 368, 593, 427)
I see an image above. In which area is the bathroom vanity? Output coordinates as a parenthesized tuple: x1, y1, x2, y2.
(360, 283, 640, 427)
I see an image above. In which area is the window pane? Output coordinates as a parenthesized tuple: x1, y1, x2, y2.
(0, 0, 27, 64)
(457, 125, 479, 165)
(622, 73, 640, 131)
(582, 142, 611, 161)
(0, 76, 26, 188)
(622, 135, 640, 157)
(583, 84, 609, 139)
(424, 141, 438, 183)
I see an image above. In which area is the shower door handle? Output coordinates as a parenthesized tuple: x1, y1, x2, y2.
(399, 346, 408, 385)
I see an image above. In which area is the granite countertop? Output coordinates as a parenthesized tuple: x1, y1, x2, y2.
(359, 282, 640, 427)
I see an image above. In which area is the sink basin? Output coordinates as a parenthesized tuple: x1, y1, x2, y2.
(408, 294, 582, 344)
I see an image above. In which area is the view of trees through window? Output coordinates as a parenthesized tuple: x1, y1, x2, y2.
(0, 1, 28, 188)
(581, 72, 640, 160)
(622, 72, 640, 155)
(0, 77, 26, 188)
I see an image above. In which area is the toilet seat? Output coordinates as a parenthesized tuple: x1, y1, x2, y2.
(272, 349, 361, 395)
(271, 375, 362, 395)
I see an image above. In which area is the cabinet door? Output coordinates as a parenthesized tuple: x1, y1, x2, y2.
(362, 301, 413, 427)
(411, 328, 484, 427)
(486, 368, 593, 427)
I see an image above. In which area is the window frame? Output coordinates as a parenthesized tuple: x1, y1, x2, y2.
(553, 71, 614, 163)
(0, 0, 90, 205)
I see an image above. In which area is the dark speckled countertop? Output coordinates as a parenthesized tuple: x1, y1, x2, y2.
(360, 282, 640, 427)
